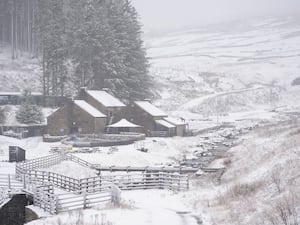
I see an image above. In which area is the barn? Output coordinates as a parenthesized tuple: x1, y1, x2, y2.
(126, 101, 171, 136)
(126, 100, 188, 137)
(77, 88, 126, 125)
(47, 100, 107, 136)
(47, 88, 188, 137)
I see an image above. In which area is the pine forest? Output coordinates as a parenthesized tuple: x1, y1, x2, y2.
(0, 0, 153, 102)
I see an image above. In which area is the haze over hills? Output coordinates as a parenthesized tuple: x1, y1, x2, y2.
(146, 16, 300, 115)
(1, 16, 300, 117)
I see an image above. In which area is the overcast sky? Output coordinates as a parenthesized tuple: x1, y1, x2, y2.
(131, 0, 300, 31)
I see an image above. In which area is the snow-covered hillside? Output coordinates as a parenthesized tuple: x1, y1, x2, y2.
(146, 17, 300, 113)
(187, 120, 300, 225)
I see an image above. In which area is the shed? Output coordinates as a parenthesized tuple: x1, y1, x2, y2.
(9, 146, 26, 162)
(164, 117, 188, 137)
(155, 120, 176, 137)
(106, 119, 143, 134)
(128, 101, 169, 136)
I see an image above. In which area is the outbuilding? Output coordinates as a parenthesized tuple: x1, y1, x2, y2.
(77, 88, 126, 125)
(47, 100, 107, 136)
(163, 117, 188, 137)
(106, 119, 143, 134)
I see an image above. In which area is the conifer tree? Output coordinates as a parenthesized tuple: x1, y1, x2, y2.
(1, 0, 153, 102)
(16, 103, 44, 124)
(16, 91, 44, 124)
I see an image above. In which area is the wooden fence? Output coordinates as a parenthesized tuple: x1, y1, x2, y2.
(31, 185, 119, 215)
(66, 154, 199, 174)
(66, 154, 94, 168)
(11, 154, 190, 214)
(16, 168, 188, 193)
(97, 172, 189, 192)
(0, 174, 24, 190)
(16, 154, 190, 192)
(55, 187, 119, 213)
(16, 153, 66, 171)
(0, 173, 120, 215)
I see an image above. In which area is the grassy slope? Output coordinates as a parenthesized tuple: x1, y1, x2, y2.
(187, 120, 300, 225)
(146, 17, 300, 113)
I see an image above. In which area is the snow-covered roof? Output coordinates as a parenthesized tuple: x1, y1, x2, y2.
(107, 119, 141, 128)
(86, 90, 126, 108)
(164, 117, 186, 126)
(155, 120, 176, 129)
(0, 91, 42, 96)
(135, 101, 168, 117)
(74, 100, 107, 118)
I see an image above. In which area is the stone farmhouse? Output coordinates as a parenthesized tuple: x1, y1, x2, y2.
(126, 101, 187, 137)
(47, 88, 188, 137)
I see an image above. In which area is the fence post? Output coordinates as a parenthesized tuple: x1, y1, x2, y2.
(55, 195, 59, 214)
(110, 184, 121, 206)
(8, 174, 11, 189)
(23, 174, 26, 189)
(83, 190, 87, 209)
(186, 176, 189, 191)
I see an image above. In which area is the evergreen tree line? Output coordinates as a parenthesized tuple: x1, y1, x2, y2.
(0, 0, 36, 58)
(0, 0, 152, 102)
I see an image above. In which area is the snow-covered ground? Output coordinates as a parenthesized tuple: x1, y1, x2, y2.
(0, 135, 60, 164)
(147, 17, 300, 118)
(183, 121, 300, 225)
(0, 16, 300, 225)
(27, 190, 199, 225)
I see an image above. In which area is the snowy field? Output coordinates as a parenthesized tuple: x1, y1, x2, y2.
(27, 190, 199, 225)
(146, 17, 300, 116)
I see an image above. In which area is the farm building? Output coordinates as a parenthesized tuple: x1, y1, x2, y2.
(47, 89, 188, 137)
(47, 100, 107, 136)
(77, 88, 126, 125)
(164, 117, 188, 137)
(127, 101, 187, 137)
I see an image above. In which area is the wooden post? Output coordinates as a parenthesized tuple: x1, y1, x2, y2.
(23, 174, 26, 189)
(110, 184, 121, 206)
(55, 195, 59, 214)
(83, 190, 87, 209)
(8, 174, 11, 189)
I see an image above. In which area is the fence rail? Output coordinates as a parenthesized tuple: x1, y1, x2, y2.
(16, 154, 190, 192)
(16, 154, 66, 171)
(0, 174, 24, 190)
(11, 154, 190, 214)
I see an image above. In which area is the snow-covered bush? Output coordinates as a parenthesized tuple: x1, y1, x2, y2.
(16, 103, 44, 124)
(262, 191, 300, 225)
(0, 106, 6, 124)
